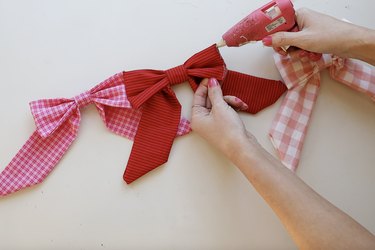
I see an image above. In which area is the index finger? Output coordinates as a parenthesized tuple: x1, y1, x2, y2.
(192, 78, 209, 107)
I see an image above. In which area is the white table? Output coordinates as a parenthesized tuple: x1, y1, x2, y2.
(0, 0, 374, 249)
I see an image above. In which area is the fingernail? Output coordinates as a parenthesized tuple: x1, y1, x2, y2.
(234, 97, 242, 103)
(262, 36, 272, 46)
(240, 103, 249, 111)
(234, 97, 248, 110)
(208, 78, 219, 88)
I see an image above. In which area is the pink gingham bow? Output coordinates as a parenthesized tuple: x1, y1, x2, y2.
(31, 82, 128, 138)
(0, 74, 140, 196)
(270, 51, 375, 171)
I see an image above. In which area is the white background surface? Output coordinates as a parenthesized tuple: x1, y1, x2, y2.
(0, 0, 374, 249)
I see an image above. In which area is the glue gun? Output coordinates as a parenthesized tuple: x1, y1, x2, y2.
(217, 0, 298, 48)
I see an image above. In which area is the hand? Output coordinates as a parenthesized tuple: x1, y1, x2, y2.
(191, 78, 256, 160)
(262, 8, 370, 60)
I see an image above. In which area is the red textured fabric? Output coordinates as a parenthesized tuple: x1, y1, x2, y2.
(124, 91, 181, 183)
(123, 45, 227, 183)
(222, 70, 287, 114)
(123, 45, 286, 183)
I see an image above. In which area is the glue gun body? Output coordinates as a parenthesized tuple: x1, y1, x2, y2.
(220, 0, 297, 47)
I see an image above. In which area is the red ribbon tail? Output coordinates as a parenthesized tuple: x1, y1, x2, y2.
(123, 90, 181, 184)
(221, 70, 287, 114)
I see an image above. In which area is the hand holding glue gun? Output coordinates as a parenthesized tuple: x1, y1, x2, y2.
(217, 0, 323, 60)
(218, 1, 375, 64)
(262, 7, 375, 64)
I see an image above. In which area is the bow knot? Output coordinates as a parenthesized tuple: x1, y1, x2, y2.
(330, 55, 346, 76)
(74, 91, 92, 108)
(165, 65, 188, 85)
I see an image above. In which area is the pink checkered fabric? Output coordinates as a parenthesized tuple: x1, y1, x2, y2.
(270, 51, 375, 171)
(0, 73, 191, 196)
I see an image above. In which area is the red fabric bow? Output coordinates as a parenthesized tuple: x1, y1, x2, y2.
(123, 45, 227, 183)
(123, 45, 287, 183)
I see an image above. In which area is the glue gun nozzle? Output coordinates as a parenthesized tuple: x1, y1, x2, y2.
(216, 39, 226, 48)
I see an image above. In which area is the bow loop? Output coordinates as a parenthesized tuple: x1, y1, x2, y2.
(30, 98, 77, 138)
(165, 65, 189, 85)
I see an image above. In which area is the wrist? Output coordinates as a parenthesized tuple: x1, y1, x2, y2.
(226, 132, 264, 166)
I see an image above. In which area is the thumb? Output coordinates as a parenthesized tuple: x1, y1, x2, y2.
(264, 31, 303, 48)
(207, 78, 225, 106)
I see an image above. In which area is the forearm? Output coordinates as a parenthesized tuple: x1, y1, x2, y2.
(344, 25, 375, 66)
(230, 136, 375, 249)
